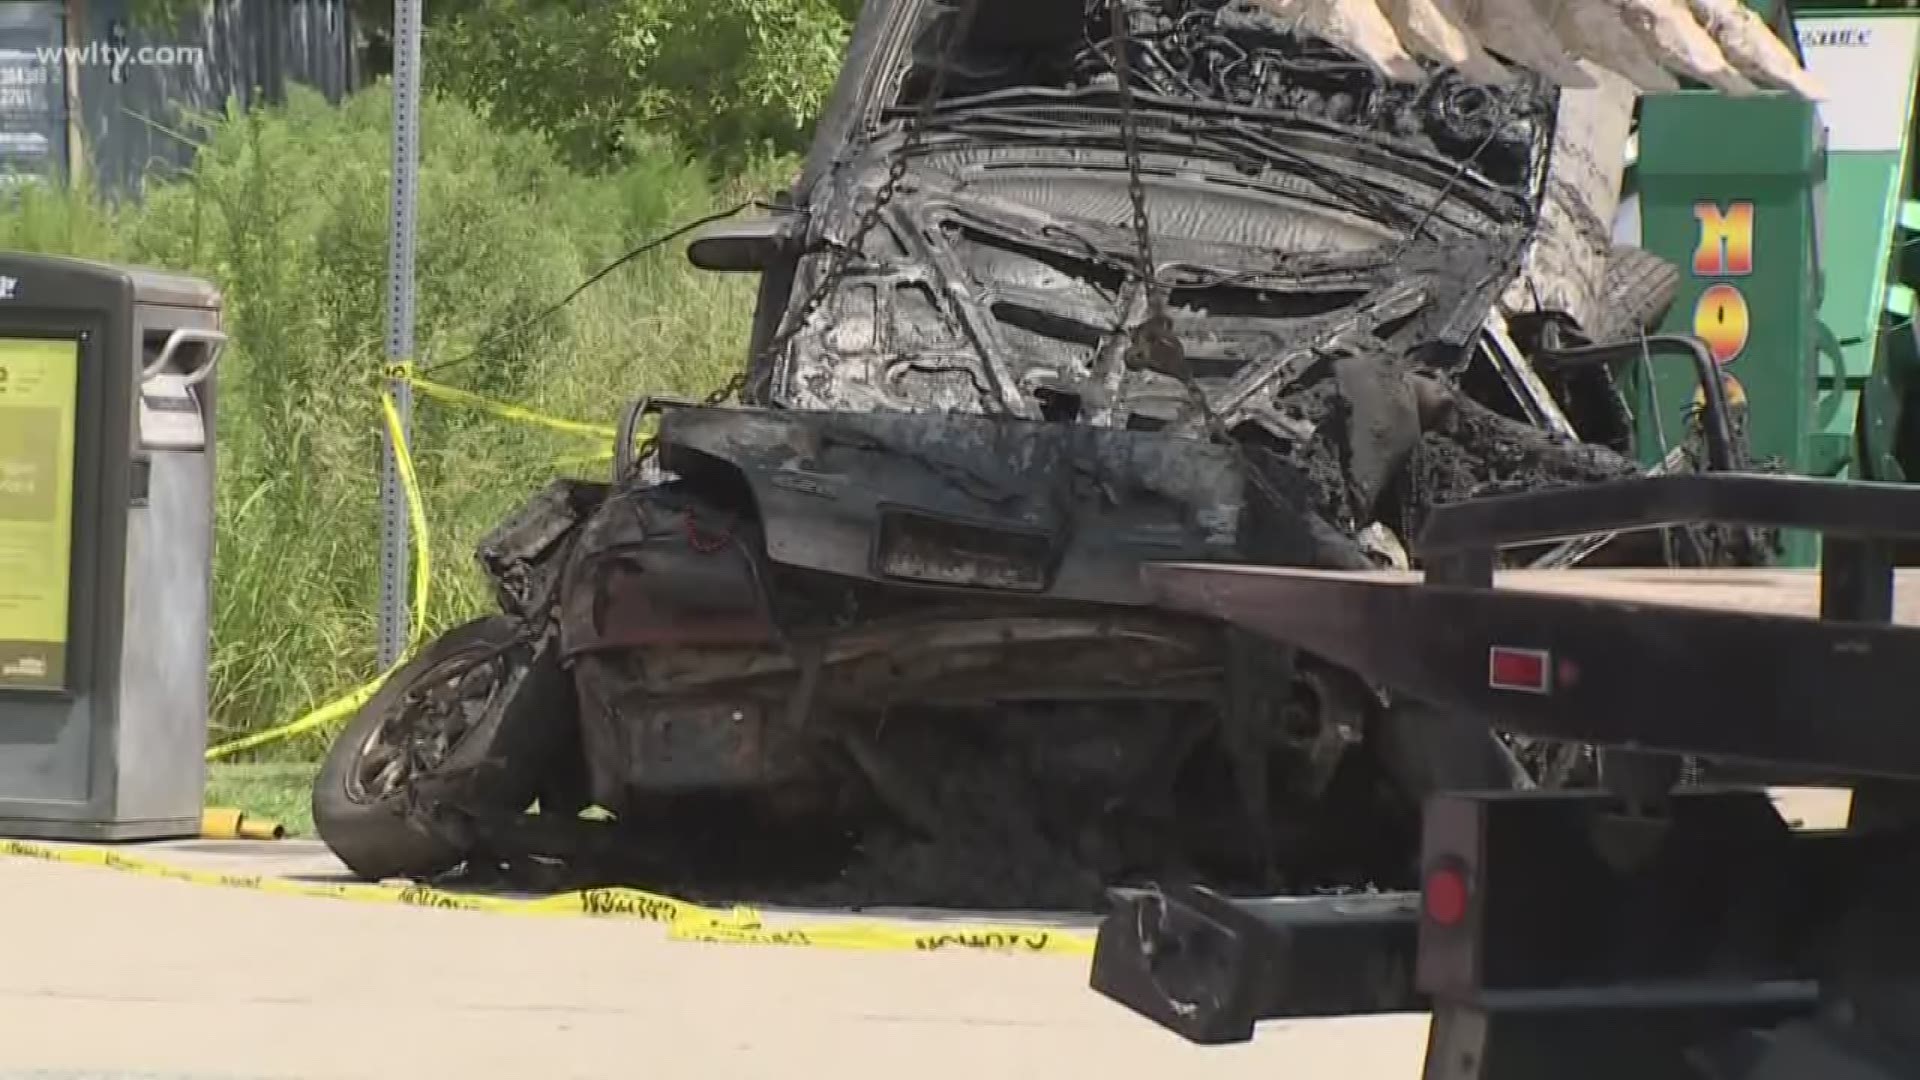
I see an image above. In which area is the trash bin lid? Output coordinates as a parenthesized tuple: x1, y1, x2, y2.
(125, 265, 221, 312)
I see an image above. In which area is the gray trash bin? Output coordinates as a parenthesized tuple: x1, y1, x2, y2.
(0, 252, 225, 840)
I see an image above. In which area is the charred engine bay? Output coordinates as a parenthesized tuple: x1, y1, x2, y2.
(752, 0, 1650, 549)
(403, 2, 1752, 913)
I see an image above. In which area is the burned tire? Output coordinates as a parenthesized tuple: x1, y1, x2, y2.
(312, 616, 574, 882)
(1588, 244, 1683, 343)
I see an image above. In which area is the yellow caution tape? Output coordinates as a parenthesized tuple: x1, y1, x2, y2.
(209, 363, 653, 758)
(406, 375, 619, 442)
(385, 386, 436, 635)
(203, 679, 385, 761)
(205, 389, 435, 761)
(204, 366, 641, 755)
(0, 837, 743, 924)
(0, 838, 1095, 957)
(668, 919, 1096, 956)
(383, 361, 620, 442)
(550, 449, 616, 471)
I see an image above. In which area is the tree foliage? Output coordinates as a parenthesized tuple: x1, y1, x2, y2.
(127, 0, 857, 172)
(425, 0, 856, 171)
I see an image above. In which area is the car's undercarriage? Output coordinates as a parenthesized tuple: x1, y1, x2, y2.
(313, 0, 1770, 908)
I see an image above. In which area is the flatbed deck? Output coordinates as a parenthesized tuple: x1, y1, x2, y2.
(1129, 473, 1920, 783)
(1180, 565, 1920, 625)
(1093, 472, 1920, 1079)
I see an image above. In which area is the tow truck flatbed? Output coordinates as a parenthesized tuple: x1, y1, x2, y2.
(1197, 566, 1920, 625)
(1089, 472, 1920, 1079)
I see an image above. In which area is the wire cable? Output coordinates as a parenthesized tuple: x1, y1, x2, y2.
(417, 201, 756, 378)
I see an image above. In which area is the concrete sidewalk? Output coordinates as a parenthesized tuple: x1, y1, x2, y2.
(0, 854, 1431, 1080)
(1, 788, 1848, 1077)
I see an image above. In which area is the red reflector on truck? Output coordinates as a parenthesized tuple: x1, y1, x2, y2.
(1423, 861, 1470, 928)
(1487, 647, 1551, 693)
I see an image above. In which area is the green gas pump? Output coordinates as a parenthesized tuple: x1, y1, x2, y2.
(1628, 2, 1920, 566)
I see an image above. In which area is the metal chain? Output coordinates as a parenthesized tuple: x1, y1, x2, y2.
(1103, 2, 1327, 539)
(626, 0, 981, 474)
(1109, 0, 1159, 315)
(1105, 1, 1231, 447)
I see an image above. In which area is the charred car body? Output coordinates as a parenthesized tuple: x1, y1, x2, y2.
(314, 0, 1760, 906)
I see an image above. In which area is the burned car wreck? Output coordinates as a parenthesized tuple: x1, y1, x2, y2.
(313, 0, 1763, 907)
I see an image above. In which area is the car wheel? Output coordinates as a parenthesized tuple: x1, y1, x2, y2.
(312, 616, 574, 882)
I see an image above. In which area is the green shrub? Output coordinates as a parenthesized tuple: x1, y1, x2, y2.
(0, 178, 125, 258)
(3, 83, 792, 757)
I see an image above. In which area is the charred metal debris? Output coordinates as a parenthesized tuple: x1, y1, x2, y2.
(314, 0, 1773, 910)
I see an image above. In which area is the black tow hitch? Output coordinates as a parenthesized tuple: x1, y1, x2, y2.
(1089, 885, 1424, 1045)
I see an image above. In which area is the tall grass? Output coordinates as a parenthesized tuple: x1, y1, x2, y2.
(0, 85, 787, 758)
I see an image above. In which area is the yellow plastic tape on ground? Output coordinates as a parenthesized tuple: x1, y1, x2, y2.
(0, 837, 748, 925)
(204, 389, 434, 761)
(668, 919, 1096, 956)
(0, 838, 1095, 957)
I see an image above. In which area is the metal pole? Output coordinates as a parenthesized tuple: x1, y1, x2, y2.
(378, 0, 423, 666)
